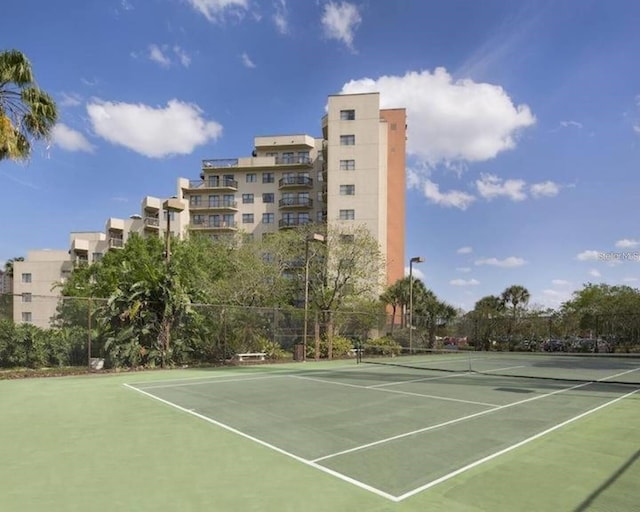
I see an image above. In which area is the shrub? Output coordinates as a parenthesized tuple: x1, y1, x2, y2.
(305, 335, 354, 359)
(364, 336, 402, 356)
(256, 336, 289, 360)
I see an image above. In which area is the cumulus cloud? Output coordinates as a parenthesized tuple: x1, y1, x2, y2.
(423, 179, 475, 210)
(530, 181, 560, 198)
(173, 46, 191, 67)
(623, 277, 638, 283)
(476, 173, 527, 201)
(145, 44, 191, 68)
(186, 0, 248, 22)
(59, 92, 83, 107)
(576, 250, 599, 261)
(273, 0, 288, 34)
(450, 278, 480, 286)
(241, 52, 256, 68)
(589, 268, 601, 278)
(404, 267, 425, 280)
(475, 257, 526, 268)
(552, 279, 570, 286)
(457, 247, 473, 254)
(87, 99, 222, 158)
(52, 124, 95, 152)
(616, 239, 639, 248)
(340, 68, 535, 167)
(321, 1, 362, 50)
(560, 120, 583, 129)
(148, 44, 171, 67)
(456, 267, 472, 273)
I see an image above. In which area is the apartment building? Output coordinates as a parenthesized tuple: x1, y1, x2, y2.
(14, 92, 406, 328)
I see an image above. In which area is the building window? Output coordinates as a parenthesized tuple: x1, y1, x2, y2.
(340, 109, 356, 121)
(192, 214, 205, 225)
(262, 213, 274, 224)
(246, 173, 257, 183)
(317, 210, 325, 222)
(340, 135, 355, 146)
(340, 184, 355, 195)
(242, 213, 254, 224)
(21, 312, 32, 323)
(21, 273, 32, 283)
(262, 172, 275, 183)
(339, 209, 355, 220)
(92, 252, 103, 262)
(390, 123, 397, 131)
(242, 193, 254, 204)
(163, 211, 175, 221)
(22, 293, 32, 303)
(282, 152, 294, 164)
(190, 195, 202, 206)
(262, 193, 275, 203)
(340, 159, 355, 170)
(340, 234, 355, 243)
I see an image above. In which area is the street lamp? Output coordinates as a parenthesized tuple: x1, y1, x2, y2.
(409, 256, 424, 354)
(161, 197, 184, 368)
(303, 233, 325, 361)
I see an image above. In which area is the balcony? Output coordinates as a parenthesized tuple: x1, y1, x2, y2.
(278, 197, 313, 209)
(189, 200, 238, 211)
(202, 159, 239, 169)
(143, 216, 160, 229)
(278, 218, 312, 229)
(108, 237, 124, 249)
(275, 156, 313, 167)
(186, 178, 238, 191)
(189, 220, 238, 231)
(278, 176, 313, 189)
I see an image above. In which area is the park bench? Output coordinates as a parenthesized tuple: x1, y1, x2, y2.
(236, 352, 266, 362)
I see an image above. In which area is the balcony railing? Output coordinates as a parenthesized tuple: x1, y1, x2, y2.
(278, 218, 312, 228)
(187, 178, 238, 190)
(109, 238, 124, 249)
(189, 200, 238, 210)
(190, 220, 237, 230)
(275, 156, 313, 166)
(278, 176, 313, 188)
(278, 197, 313, 208)
(202, 159, 239, 169)
(143, 216, 160, 227)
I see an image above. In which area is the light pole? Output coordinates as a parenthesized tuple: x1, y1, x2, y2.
(303, 233, 325, 361)
(409, 256, 424, 354)
(161, 197, 184, 368)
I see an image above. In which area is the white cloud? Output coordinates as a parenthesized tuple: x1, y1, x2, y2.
(423, 179, 475, 210)
(406, 168, 421, 189)
(623, 277, 639, 283)
(475, 257, 527, 268)
(87, 99, 223, 158)
(457, 246, 473, 254)
(404, 267, 425, 280)
(59, 92, 83, 107)
(450, 278, 480, 286)
(576, 250, 599, 261)
(340, 68, 535, 168)
(560, 120, 583, 129)
(530, 181, 560, 198)
(588, 268, 601, 278)
(52, 124, 95, 152)
(148, 44, 171, 67)
(634, 124, 640, 134)
(476, 173, 527, 201)
(173, 46, 191, 67)
(241, 52, 256, 68)
(121, 0, 134, 10)
(321, 1, 362, 51)
(186, 0, 248, 23)
(615, 239, 639, 248)
(273, 0, 288, 34)
(456, 267, 472, 273)
(552, 279, 570, 286)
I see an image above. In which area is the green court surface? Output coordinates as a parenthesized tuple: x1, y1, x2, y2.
(2, 361, 639, 512)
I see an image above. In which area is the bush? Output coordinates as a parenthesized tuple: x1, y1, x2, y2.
(364, 336, 402, 356)
(305, 335, 354, 359)
(256, 336, 289, 360)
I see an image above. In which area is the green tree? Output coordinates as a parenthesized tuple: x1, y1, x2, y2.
(380, 277, 411, 333)
(0, 50, 57, 161)
(471, 295, 505, 350)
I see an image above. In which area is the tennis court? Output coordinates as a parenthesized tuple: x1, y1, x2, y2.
(126, 352, 640, 502)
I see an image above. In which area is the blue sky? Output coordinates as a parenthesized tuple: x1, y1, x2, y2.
(2, 0, 639, 311)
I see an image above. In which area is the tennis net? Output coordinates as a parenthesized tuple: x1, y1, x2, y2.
(357, 346, 640, 385)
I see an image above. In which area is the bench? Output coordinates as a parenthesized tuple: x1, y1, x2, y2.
(236, 352, 266, 362)
(348, 348, 362, 358)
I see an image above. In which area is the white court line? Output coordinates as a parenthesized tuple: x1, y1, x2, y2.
(311, 381, 591, 463)
(367, 372, 470, 388)
(122, 383, 398, 502)
(395, 386, 640, 502)
(137, 374, 288, 390)
(289, 374, 499, 407)
(600, 367, 640, 381)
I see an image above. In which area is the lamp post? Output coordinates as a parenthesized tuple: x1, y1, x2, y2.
(303, 233, 325, 361)
(409, 256, 424, 354)
(161, 197, 184, 368)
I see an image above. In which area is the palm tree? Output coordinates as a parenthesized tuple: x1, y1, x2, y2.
(3, 256, 24, 278)
(501, 285, 530, 320)
(0, 50, 58, 161)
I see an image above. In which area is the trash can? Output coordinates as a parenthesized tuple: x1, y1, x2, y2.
(293, 343, 305, 361)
